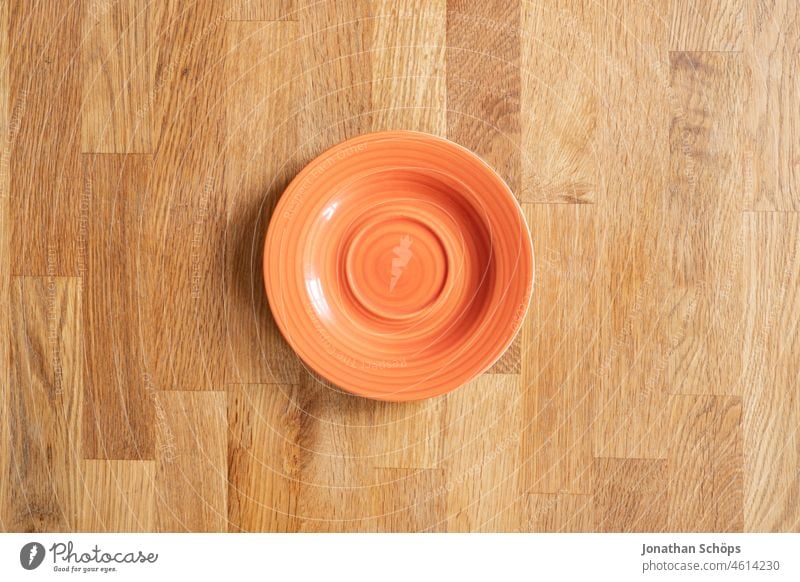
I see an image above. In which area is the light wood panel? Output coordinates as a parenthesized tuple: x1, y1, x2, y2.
(79, 460, 155, 532)
(141, 1, 228, 391)
(521, 204, 596, 495)
(666, 51, 746, 396)
(667, 394, 743, 531)
(593, 458, 669, 532)
(227, 384, 303, 533)
(669, 0, 744, 51)
(82, 0, 154, 153)
(225, 0, 296, 21)
(224, 21, 303, 385)
(0, 0, 10, 532)
(154, 391, 228, 532)
(520, 0, 598, 203)
(442, 374, 522, 531)
(526, 493, 593, 533)
(593, 0, 675, 460)
(1, 0, 798, 534)
(742, 213, 800, 531)
(745, 0, 799, 211)
(4, 278, 83, 531)
(371, 0, 446, 135)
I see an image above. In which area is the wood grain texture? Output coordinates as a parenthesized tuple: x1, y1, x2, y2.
(742, 213, 800, 531)
(4, 278, 83, 531)
(297, 0, 373, 156)
(225, 0, 296, 21)
(745, 0, 799, 210)
(371, 0, 446, 135)
(520, 0, 598, 203)
(291, 375, 378, 532)
(0, 0, 10, 532)
(228, 384, 303, 533)
(526, 493, 593, 532)
(371, 467, 446, 532)
(667, 394, 744, 531)
(670, 0, 744, 51)
(9, 1, 82, 275)
(665, 51, 746, 398)
(442, 374, 522, 531)
(154, 391, 227, 532)
(224, 21, 303, 385)
(1, 0, 799, 533)
(140, 1, 228, 391)
(82, 154, 154, 459)
(593, 0, 675, 460)
(593, 458, 669, 532)
(82, 0, 154, 153)
(521, 204, 596, 495)
(79, 460, 155, 532)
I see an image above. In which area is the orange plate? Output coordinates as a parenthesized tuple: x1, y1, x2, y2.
(264, 131, 534, 401)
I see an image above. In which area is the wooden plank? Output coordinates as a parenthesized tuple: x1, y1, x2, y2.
(224, 21, 302, 385)
(296, 0, 373, 158)
(0, 0, 10, 531)
(228, 384, 302, 533)
(369, 399, 443, 469)
(4, 278, 83, 531)
(742, 213, 800, 531)
(520, 0, 598, 203)
(666, 52, 746, 396)
(442, 374, 522, 532)
(446, 0, 520, 194)
(525, 493, 593, 532)
(745, 0, 800, 210)
(293, 374, 378, 532)
(593, 458, 668, 532)
(521, 204, 597, 495)
(82, 154, 154, 459)
(82, 0, 154, 153)
(371, 468, 446, 532)
(225, 0, 296, 21)
(140, 1, 228, 390)
(9, 1, 82, 275)
(667, 395, 744, 531)
(669, 0, 744, 51)
(593, 0, 674, 460)
(79, 460, 155, 532)
(154, 391, 227, 532)
(370, 0, 446, 135)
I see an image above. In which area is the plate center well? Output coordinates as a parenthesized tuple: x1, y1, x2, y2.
(345, 215, 448, 320)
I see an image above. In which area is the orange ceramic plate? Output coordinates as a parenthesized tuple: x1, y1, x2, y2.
(264, 131, 534, 401)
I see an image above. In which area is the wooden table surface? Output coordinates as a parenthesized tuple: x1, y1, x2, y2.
(1, 0, 798, 533)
